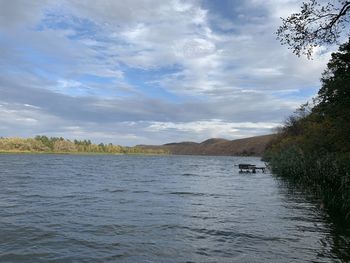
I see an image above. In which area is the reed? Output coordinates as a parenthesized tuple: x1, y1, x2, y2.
(266, 148, 350, 221)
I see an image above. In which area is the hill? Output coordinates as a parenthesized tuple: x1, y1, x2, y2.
(137, 134, 275, 156)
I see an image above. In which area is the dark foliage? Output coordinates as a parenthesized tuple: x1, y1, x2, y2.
(265, 40, 350, 220)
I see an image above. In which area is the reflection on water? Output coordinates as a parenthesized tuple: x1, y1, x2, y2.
(0, 154, 349, 262)
(276, 179, 350, 262)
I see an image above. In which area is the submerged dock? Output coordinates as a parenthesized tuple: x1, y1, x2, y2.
(237, 164, 266, 173)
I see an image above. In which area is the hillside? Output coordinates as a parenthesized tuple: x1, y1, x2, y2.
(138, 134, 275, 156)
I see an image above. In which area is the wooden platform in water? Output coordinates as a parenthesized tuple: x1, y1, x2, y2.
(236, 164, 266, 173)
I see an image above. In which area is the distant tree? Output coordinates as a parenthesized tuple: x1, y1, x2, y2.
(277, 0, 350, 57)
(53, 140, 77, 152)
(280, 103, 312, 137)
(35, 135, 54, 150)
(98, 143, 105, 152)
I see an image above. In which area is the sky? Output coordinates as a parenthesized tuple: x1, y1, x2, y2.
(0, 0, 333, 145)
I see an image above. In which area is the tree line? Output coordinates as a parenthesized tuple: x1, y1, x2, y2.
(265, 0, 350, 221)
(0, 136, 168, 155)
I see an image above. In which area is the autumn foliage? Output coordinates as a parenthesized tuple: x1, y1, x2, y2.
(0, 136, 167, 155)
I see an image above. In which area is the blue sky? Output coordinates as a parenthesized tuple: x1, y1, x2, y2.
(0, 0, 333, 145)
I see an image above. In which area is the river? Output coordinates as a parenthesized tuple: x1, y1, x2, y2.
(0, 154, 349, 262)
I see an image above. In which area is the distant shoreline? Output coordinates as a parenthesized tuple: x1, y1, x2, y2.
(0, 134, 275, 157)
(0, 136, 168, 155)
(0, 151, 264, 157)
(0, 150, 167, 156)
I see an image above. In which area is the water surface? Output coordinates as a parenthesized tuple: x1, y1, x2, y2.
(0, 154, 349, 262)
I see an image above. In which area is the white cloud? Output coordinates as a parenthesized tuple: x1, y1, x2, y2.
(0, 0, 50, 29)
(0, 0, 335, 144)
(146, 120, 279, 140)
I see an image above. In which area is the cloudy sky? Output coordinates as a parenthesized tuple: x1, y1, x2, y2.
(0, 0, 332, 145)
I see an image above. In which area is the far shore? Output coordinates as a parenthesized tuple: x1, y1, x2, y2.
(0, 135, 272, 157)
(0, 151, 264, 157)
(0, 150, 168, 156)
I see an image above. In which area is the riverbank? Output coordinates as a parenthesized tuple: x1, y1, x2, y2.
(264, 41, 350, 222)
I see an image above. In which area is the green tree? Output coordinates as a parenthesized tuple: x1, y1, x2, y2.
(318, 40, 350, 108)
(315, 39, 350, 152)
(35, 135, 54, 150)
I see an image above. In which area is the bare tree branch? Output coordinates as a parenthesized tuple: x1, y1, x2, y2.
(277, 0, 350, 58)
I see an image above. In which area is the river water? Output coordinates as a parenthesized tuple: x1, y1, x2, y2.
(0, 154, 349, 262)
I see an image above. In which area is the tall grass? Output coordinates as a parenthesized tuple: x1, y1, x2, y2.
(267, 148, 350, 221)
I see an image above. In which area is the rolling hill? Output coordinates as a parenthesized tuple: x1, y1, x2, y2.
(137, 134, 275, 156)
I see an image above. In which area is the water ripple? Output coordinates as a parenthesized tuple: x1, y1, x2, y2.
(0, 154, 349, 262)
